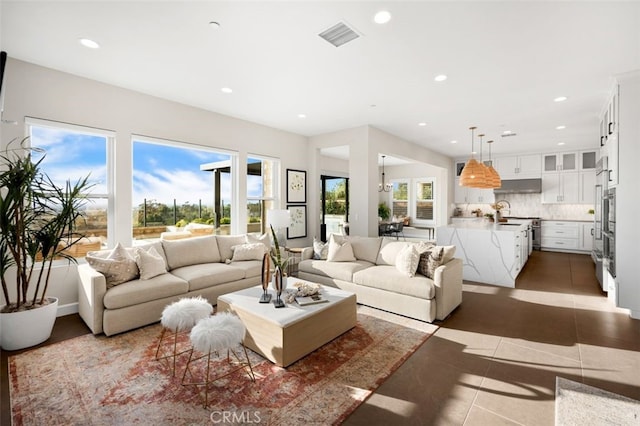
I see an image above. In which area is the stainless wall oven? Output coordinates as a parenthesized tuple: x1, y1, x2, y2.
(603, 187, 616, 278)
(592, 156, 607, 289)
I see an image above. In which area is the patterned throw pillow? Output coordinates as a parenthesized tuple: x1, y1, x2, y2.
(230, 243, 267, 261)
(135, 246, 168, 280)
(395, 244, 420, 277)
(417, 246, 445, 279)
(86, 243, 139, 288)
(313, 237, 328, 260)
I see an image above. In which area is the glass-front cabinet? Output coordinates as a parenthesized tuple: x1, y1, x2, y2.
(543, 152, 577, 172)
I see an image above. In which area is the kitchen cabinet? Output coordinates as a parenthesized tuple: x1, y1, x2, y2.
(454, 178, 495, 204)
(543, 152, 578, 172)
(580, 150, 598, 170)
(542, 171, 579, 204)
(600, 84, 619, 186)
(581, 222, 594, 252)
(494, 154, 541, 179)
(541, 221, 581, 252)
(579, 170, 596, 204)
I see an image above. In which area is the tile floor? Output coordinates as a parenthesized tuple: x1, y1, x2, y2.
(345, 251, 640, 425)
(2, 251, 639, 425)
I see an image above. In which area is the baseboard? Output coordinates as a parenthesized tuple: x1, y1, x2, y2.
(57, 302, 79, 317)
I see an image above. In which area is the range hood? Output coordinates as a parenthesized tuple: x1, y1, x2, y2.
(493, 178, 542, 194)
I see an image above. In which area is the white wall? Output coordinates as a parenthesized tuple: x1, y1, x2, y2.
(615, 70, 640, 318)
(308, 125, 455, 238)
(0, 58, 309, 310)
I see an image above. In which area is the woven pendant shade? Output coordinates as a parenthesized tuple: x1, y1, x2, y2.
(459, 126, 487, 188)
(485, 140, 502, 188)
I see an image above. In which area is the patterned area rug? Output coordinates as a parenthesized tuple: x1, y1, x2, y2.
(9, 306, 436, 425)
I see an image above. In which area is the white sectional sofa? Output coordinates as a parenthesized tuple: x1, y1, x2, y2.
(297, 236, 463, 323)
(78, 234, 265, 336)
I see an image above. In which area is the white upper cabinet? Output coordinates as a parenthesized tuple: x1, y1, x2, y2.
(494, 154, 541, 179)
(580, 150, 598, 170)
(543, 152, 578, 172)
(542, 171, 580, 204)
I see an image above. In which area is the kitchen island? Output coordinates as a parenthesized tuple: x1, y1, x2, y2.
(437, 220, 531, 288)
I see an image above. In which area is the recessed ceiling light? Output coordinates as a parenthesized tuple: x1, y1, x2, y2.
(79, 38, 100, 49)
(297, 114, 306, 119)
(418, 122, 427, 127)
(221, 87, 233, 94)
(209, 21, 221, 29)
(434, 74, 447, 82)
(502, 130, 512, 135)
(450, 140, 458, 144)
(556, 125, 566, 130)
(554, 96, 568, 102)
(374, 11, 392, 24)
(370, 104, 377, 108)
(558, 142, 566, 146)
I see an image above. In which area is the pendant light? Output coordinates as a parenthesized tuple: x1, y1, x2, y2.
(459, 126, 486, 188)
(485, 140, 502, 188)
(378, 155, 392, 192)
(476, 133, 493, 188)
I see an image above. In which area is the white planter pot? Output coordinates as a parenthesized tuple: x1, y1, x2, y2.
(0, 297, 58, 351)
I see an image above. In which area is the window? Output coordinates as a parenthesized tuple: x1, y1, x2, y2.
(247, 156, 278, 234)
(391, 181, 408, 217)
(132, 137, 231, 240)
(27, 118, 112, 253)
(415, 179, 434, 222)
(389, 178, 436, 225)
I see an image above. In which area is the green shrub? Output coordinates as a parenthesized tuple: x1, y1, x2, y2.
(220, 217, 231, 225)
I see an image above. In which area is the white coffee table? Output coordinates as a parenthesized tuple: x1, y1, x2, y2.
(217, 279, 357, 367)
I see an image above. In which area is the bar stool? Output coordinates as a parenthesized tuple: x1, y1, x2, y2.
(182, 312, 255, 408)
(155, 296, 213, 376)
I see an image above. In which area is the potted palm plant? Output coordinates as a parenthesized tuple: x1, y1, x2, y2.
(0, 139, 93, 350)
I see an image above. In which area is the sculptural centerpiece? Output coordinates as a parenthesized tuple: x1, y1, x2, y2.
(272, 265, 285, 308)
(259, 252, 272, 303)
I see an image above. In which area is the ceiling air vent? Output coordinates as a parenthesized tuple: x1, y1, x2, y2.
(319, 22, 360, 47)
(501, 133, 517, 138)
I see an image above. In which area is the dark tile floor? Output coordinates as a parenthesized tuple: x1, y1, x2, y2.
(345, 251, 640, 425)
(2, 251, 639, 425)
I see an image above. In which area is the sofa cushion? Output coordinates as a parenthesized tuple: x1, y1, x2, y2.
(216, 235, 248, 262)
(376, 239, 412, 266)
(417, 246, 444, 279)
(298, 259, 373, 282)
(224, 259, 262, 279)
(135, 246, 168, 279)
(246, 233, 271, 252)
(312, 237, 328, 260)
(330, 235, 382, 263)
(162, 235, 221, 269)
(353, 265, 435, 300)
(171, 263, 247, 292)
(103, 273, 189, 309)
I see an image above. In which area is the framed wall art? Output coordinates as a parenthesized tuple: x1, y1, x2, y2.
(286, 169, 306, 204)
(287, 205, 307, 239)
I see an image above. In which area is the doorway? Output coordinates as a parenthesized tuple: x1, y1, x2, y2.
(320, 175, 349, 241)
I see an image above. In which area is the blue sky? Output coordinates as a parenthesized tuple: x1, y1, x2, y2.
(30, 126, 263, 207)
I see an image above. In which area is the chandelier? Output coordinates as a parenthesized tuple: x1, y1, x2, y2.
(459, 127, 501, 189)
(378, 155, 392, 192)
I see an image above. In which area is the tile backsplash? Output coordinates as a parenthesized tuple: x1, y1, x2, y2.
(454, 194, 594, 221)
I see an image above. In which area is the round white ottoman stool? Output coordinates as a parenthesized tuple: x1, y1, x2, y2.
(155, 296, 213, 376)
(182, 312, 255, 408)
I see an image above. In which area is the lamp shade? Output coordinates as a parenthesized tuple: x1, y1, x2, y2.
(459, 158, 487, 187)
(267, 209, 291, 228)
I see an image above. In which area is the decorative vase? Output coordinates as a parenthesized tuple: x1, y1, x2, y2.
(272, 266, 286, 308)
(0, 297, 59, 351)
(259, 253, 272, 303)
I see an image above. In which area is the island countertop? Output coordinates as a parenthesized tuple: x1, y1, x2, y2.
(443, 220, 530, 233)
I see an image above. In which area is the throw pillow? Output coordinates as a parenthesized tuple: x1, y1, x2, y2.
(216, 235, 248, 263)
(231, 243, 267, 261)
(395, 244, 420, 277)
(135, 246, 168, 280)
(85, 243, 139, 288)
(417, 246, 444, 279)
(327, 238, 356, 262)
(312, 237, 328, 260)
(246, 233, 272, 252)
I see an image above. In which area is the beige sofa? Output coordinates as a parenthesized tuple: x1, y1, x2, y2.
(297, 236, 462, 323)
(78, 234, 264, 336)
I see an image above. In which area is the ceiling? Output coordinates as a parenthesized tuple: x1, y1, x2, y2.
(1, 1, 639, 160)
